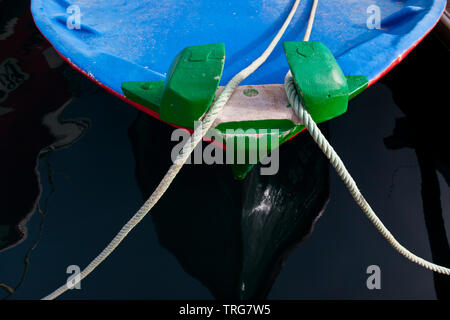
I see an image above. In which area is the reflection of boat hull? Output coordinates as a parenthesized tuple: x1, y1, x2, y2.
(129, 112, 330, 299)
(436, 3, 450, 44)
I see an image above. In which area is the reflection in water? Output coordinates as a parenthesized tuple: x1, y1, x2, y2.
(0, 8, 89, 252)
(0, 2, 89, 297)
(129, 113, 330, 299)
(382, 33, 450, 299)
(1, 152, 54, 299)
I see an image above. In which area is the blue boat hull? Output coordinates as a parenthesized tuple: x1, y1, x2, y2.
(31, 0, 445, 121)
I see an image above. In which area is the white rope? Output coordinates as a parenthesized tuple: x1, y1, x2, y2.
(42, 0, 303, 300)
(302, 0, 319, 42)
(286, 76, 450, 275)
(286, 0, 450, 276)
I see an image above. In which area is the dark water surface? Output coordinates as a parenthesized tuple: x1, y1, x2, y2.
(1, 1, 449, 300)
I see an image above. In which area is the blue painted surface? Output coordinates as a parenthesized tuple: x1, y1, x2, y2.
(31, 0, 445, 100)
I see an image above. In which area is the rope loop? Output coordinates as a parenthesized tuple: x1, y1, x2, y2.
(285, 72, 450, 276)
